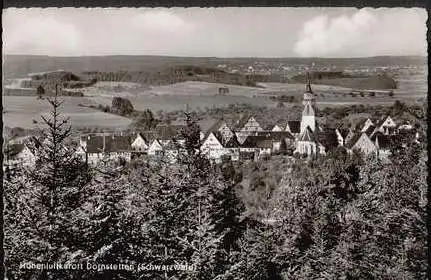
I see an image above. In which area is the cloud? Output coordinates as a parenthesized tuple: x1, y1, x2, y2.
(293, 8, 427, 57)
(129, 10, 194, 33)
(3, 14, 82, 56)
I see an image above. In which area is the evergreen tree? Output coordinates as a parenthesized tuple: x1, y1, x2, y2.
(4, 85, 91, 279)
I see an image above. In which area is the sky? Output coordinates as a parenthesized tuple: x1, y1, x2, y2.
(2, 7, 428, 58)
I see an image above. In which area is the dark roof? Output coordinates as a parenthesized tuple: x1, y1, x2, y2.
(287, 121, 301, 134)
(363, 125, 376, 136)
(154, 124, 186, 140)
(241, 136, 271, 149)
(256, 131, 295, 140)
(212, 131, 239, 148)
(136, 132, 149, 142)
(336, 128, 351, 139)
(85, 134, 133, 153)
(232, 114, 264, 131)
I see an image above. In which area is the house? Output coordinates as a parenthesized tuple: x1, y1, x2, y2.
(218, 86, 229, 95)
(347, 132, 378, 157)
(79, 134, 133, 165)
(4, 143, 37, 167)
(234, 115, 264, 144)
(373, 116, 397, 135)
(255, 131, 295, 153)
(205, 119, 235, 143)
(147, 139, 165, 157)
(131, 133, 150, 152)
(360, 118, 374, 133)
(201, 131, 240, 162)
(335, 127, 352, 147)
(241, 136, 272, 159)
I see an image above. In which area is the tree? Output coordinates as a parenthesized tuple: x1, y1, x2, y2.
(37, 85, 45, 99)
(4, 85, 91, 279)
(111, 97, 134, 116)
(130, 109, 158, 130)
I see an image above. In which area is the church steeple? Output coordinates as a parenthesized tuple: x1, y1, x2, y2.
(305, 72, 313, 93)
(301, 72, 316, 133)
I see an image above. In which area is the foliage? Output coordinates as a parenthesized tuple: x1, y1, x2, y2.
(130, 109, 159, 130)
(4, 90, 92, 279)
(111, 97, 134, 116)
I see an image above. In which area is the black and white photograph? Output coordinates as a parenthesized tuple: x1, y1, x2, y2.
(2, 7, 428, 279)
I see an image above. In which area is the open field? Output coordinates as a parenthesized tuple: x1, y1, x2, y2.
(3, 96, 132, 129)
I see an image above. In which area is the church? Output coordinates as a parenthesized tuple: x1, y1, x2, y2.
(293, 73, 329, 156)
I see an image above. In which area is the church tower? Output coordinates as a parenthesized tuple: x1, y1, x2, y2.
(300, 72, 316, 134)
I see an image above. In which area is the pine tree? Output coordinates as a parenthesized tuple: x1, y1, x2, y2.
(5, 85, 91, 279)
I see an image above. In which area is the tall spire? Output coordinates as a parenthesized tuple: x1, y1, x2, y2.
(305, 72, 313, 93)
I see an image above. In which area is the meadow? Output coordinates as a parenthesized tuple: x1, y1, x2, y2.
(3, 66, 426, 130)
(2, 96, 132, 129)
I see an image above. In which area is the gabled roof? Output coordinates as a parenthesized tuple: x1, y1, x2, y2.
(286, 121, 301, 134)
(205, 119, 230, 138)
(212, 131, 239, 148)
(344, 132, 362, 149)
(231, 114, 251, 130)
(336, 128, 351, 139)
(136, 132, 149, 142)
(363, 125, 376, 136)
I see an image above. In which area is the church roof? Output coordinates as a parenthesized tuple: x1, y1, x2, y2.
(302, 102, 315, 116)
(305, 71, 313, 93)
(298, 126, 315, 142)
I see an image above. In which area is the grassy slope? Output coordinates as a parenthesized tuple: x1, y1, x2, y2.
(2, 96, 132, 129)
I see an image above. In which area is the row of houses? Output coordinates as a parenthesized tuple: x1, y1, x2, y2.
(4, 75, 419, 167)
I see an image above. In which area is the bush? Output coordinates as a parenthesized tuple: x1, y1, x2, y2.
(111, 97, 134, 115)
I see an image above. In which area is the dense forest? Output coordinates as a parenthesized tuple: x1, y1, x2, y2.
(3, 95, 428, 279)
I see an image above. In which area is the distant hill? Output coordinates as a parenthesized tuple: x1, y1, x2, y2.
(79, 66, 288, 87)
(290, 71, 398, 90)
(3, 54, 426, 79)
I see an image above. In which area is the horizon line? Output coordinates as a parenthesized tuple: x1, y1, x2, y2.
(3, 54, 427, 59)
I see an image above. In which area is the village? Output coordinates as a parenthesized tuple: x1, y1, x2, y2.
(4, 73, 420, 168)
